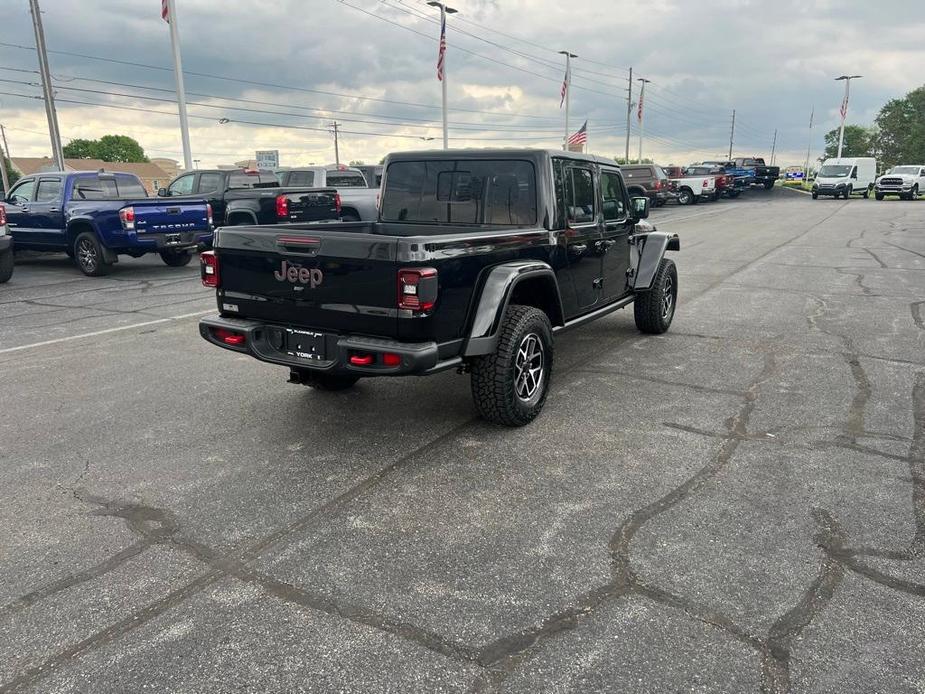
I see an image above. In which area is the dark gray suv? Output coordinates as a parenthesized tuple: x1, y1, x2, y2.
(621, 165, 670, 207)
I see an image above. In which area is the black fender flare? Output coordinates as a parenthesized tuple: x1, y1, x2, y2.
(463, 260, 564, 357)
(632, 231, 680, 291)
(225, 207, 259, 225)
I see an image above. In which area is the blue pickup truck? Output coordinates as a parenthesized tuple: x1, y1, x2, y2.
(2, 170, 212, 276)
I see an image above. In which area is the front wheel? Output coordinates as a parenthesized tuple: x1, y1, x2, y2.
(470, 305, 553, 427)
(159, 249, 194, 267)
(764, 181, 774, 190)
(812, 191, 819, 199)
(843, 186, 853, 200)
(0, 249, 13, 283)
(74, 231, 112, 277)
(912, 185, 920, 200)
(634, 258, 678, 335)
(875, 192, 884, 201)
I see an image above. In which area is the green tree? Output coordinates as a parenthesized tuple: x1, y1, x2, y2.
(873, 85, 925, 168)
(2, 155, 20, 194)
(822, 124, 875, 160)
(62, 134, 149, 163)
(614, 157, 654, 165)
(348, 159, 365, 166)
(62, 138, 97, 159)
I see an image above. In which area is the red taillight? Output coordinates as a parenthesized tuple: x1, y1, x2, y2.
(703, 179, 709, 188)
(206, 202, 213, 227)
(349, 354, 374, 366)
(200, 250, 220, 288)
(213, 327, 244, 346)
(398, 267, 438, 312)
(382, 353, 401, 367)
(119, 206, 135, 230)
(654, 179, 662, 190)
(0, 205, 6, 225)
(276, 195, 289, 219)
(334, 192, 342, 217)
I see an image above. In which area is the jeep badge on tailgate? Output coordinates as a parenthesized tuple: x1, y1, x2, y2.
(274, 260, 323, 288)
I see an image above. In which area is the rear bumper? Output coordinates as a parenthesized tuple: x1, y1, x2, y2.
(199, 314, 453, 377)
(117, 229, 213, 252)
(0, 235, 11, 253)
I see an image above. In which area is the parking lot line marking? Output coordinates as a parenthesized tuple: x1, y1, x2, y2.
(0, 309, 213, 355)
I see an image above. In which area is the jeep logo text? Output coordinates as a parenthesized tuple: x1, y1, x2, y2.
(274, 260, 323, 288)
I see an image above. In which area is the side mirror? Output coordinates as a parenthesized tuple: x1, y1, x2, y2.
(157, 187, 168, 197)
(632, 196, 650, 219)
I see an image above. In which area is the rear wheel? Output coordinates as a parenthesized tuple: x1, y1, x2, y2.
(875, 192, 884, 201)
(74, 231, 111, 277)
(677, 187, 694, 205)
(634, 258, 677, 335)
(912, 185, 920, 200)
(0, 249, 13, 283)
(341, 211, 360, 222)
(470, 304, 553, 426)
(763, 181, 774, 190)
(159, 249, 194, 267)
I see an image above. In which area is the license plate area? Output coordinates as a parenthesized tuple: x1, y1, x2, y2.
(285, 328, 326, 361)
(164, 233, 182, 245)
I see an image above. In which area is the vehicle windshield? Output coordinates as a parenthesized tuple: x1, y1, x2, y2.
(818, 165, 851, 178)
(889, 166, 919, 175)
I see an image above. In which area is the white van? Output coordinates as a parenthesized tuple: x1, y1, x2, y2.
(812, 157, 877, 199)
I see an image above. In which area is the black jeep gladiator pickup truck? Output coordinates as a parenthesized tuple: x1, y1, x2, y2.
(199, 149, 680, 426)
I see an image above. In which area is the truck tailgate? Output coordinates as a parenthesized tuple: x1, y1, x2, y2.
(275, 188, 339, 223)
(128, 199, 210, 233)
(215, 225, 400, 337)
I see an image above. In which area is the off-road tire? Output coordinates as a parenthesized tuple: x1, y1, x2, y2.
(875, 192, 884, 201)
(73, 231, 111, 277)
(634, 258, 678, 335)
(0, 249, 13, 283)
(159, 249, 194, 267)
(470, 304, 553, 427)
(298, 372, 360, 391)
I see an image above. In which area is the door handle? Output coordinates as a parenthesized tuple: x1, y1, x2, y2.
(594, 239, 616, 253)
(569, 243, 587, 255)
(48, 207, 60, 213)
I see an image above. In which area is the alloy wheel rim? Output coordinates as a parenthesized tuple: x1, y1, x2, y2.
(662, 274, 675, 319)
(77, 239, 97, 272)
(515, 333, 544, 401)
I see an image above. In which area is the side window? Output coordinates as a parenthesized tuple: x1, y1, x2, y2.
(35, 178, 63, 203)
(601, 171, 627, 222)
(168, 174, 195, 196)
(197, 173, 224, 193)
(850, 166, 858, 178)
(8, 178, 35, 204)
(568, 167, 595, 224)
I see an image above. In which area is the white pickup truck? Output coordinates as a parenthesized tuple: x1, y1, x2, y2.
(875, 165, 925, 201)
(663, 166, 717, 205)
(276, 166, 379, 221)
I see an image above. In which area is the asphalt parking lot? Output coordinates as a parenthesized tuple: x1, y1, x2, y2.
(1, 188, 923, 693)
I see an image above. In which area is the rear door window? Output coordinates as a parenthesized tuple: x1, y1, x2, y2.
(71, 176, 118, 200)
(35, 178, 63, 203)
(566, 166, 596, 224)
(381, 159, 537, 227)
(197, 173, 224, 193)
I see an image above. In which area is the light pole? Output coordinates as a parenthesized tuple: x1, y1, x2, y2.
(559, 51, 577, 150)
(29, 0, 64, 171)
(637, 78, 651, 163)
(428, 1, 457, 150)
(835, 75, 862, 159)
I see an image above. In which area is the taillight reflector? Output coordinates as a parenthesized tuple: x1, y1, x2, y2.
(206, 202, 213, 226)
(349, 354, 374, 366)
(276, 195, 289, 219)
(398, 267, 438, 312)
(382, 353, 401, 367)
(119, 206, 135, 230)
(200, 250, 220, 287)
(0, 205, 6, 225)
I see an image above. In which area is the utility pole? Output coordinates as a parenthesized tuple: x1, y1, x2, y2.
(0, 124, 10, 194)
(331, 121, 340, 166)
(769, 128, 778, 166)
(428, 2, 457, 150)
(28, 0, 64, 171)
(165, 0, 193, 171)
(559, 51, 576, 150)
(803, 106, 814, 181)
(637, 78, 651, 163)
(624, 67, 633, 163)
(727, 109, 736, 160)
(835, 74, 862, 159)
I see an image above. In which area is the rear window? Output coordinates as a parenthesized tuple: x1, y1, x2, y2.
(228, 172, 277, 188)
(115, 175, 147, 198)
(286, 171, 315, 187)
(326, 172, 366, 187)
(381, 159, 537, 227)
(622, 166, 652, 177)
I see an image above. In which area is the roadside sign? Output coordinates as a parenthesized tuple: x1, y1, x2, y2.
(256, 150, 279, 170)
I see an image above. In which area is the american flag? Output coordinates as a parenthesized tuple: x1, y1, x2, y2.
(436, 13, 446, 81)
(161, 0, 169, 23)
(637, 92, 644, 122)
(559, 65, 569, 108)
(839, 91, 849, 120)
(567, 120, 588, 147)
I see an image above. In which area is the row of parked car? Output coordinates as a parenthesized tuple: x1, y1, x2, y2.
(0, 163, 382, 281)
(809, 157, 925, 201)
(619, 156, 780, 208)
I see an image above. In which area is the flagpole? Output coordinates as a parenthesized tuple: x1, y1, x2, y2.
(637, 78, 650, 163)
(428, 2, 456, 150)
(835, 74, 861, 160)
(803, 106, 814, 182)
(166, 0, 193, 170)
(559, 51, 576, 150)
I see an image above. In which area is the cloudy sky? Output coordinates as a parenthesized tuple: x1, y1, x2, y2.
(1, 0, 923, 170)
